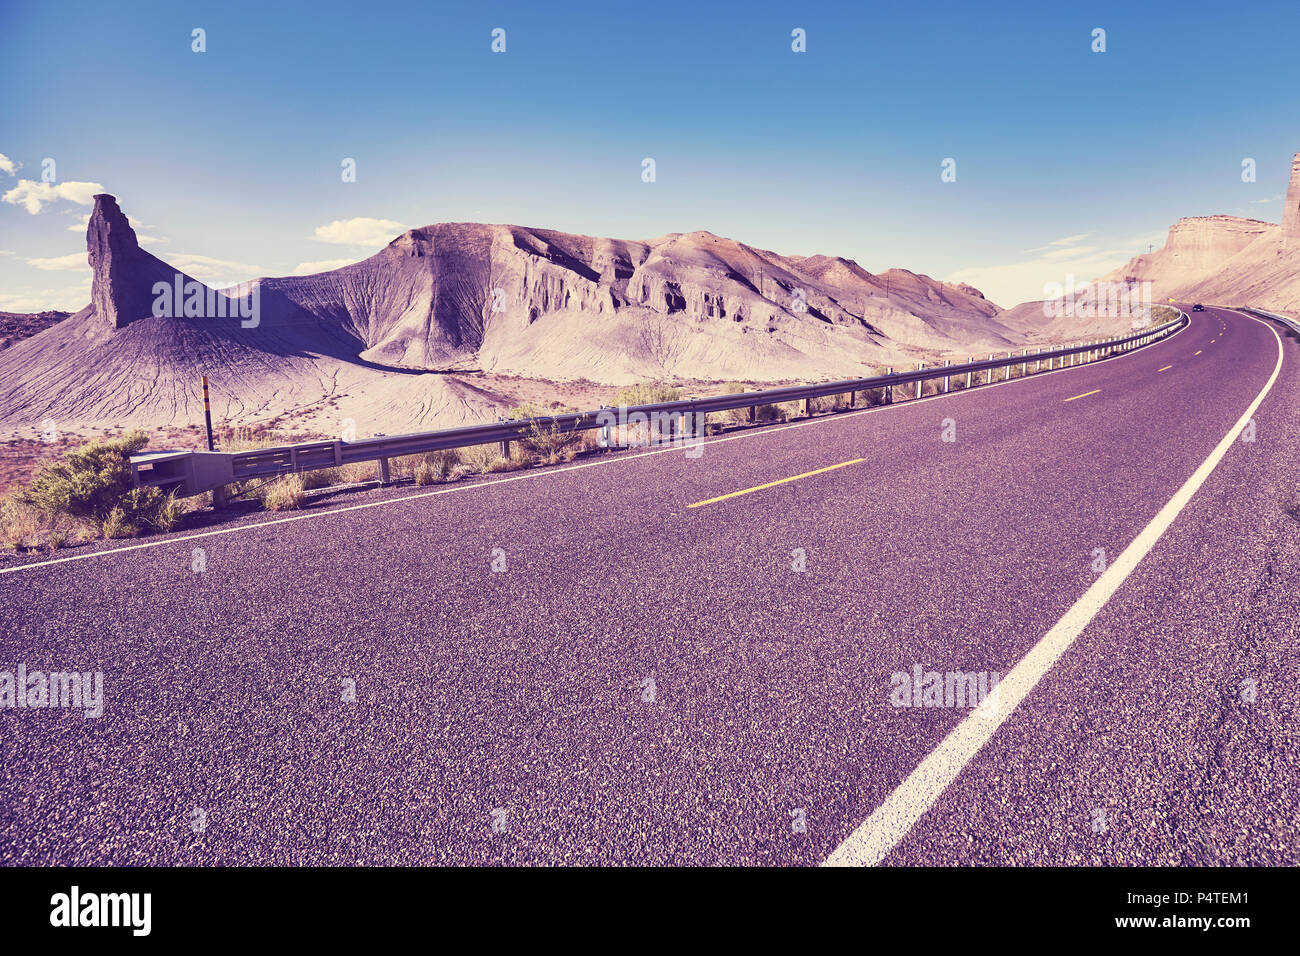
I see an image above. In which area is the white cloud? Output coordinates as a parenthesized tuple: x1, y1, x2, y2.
(291, 258, 361, 276)
(168, 253, 264, 286)
(2, 179, 104, 214)
(0, 153, 19, 176)
(0, 280, 90, 313)
(1042, 244, 1098, 261)
(1249, 194, 1283, 205)
(946, 232, 1163, 309)
(25, 252, 89, 272)
(311, 217, 405, 247)
(1021, 233, 1091, 255)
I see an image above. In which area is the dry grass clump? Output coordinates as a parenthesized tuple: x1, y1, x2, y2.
(0, 497, 85, 552)
(408, 450, 462, 485)
(299, 466, 344, 490)
(262, 474, 305, 511)
(460, 443, 521, 475)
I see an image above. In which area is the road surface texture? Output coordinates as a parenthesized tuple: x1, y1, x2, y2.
(1, 306, 1296, 866)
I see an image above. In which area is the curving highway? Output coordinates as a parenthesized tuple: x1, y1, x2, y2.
(1, 306, 1296, 866)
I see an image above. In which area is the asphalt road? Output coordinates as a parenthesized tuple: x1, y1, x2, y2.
(1, 306, 1296, 866)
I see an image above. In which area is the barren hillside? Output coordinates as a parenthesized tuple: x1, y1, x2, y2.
(0, 194, 1023, 438)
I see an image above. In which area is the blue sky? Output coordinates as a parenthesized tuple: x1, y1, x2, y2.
(2, 0, 1298, 311)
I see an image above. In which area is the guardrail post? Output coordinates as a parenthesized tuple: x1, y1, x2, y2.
(847, 387, 856, 408)
(885, 367, 893, 404)
(372, 433, 391, 485)
(803, 396, 812, 417)
(943, 360, 951, 393)
(598, 405, 613, 448)
(966, 358, 973, 389)
(496, 416, 511, 459)
(915, 363, 925, 399)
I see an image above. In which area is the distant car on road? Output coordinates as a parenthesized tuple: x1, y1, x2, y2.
(1192, 303, 1205, 311)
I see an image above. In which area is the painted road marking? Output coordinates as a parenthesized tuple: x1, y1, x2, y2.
(0, 313, 1189, 577)
(1158, 365, 1173, 372)
(687, 458, 865, 508)
(1195, 350, 1202, 356)
(1063, 389, 1100, 402)
(824, 311, 1284, 867)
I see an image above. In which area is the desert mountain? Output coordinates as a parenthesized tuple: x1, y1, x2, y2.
(0, 195, 1021, 436)
(1097, 151, 1300, 313)
(0, 310, 69, 351)
(996, 152, 1300, 339)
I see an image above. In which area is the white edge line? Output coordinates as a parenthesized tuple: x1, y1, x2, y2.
(823, 309, 1282, 866)
(0, 319, 1187, 577)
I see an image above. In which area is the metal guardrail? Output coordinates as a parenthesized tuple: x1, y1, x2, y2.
(1239, 306, 1300, 338)
(131, 312, 1186, 497)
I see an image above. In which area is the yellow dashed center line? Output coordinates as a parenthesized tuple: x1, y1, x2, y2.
(1063, 389, 1101, 403)
(1158, 365, 1173, 372)
(687, 458, 865, 508)
(1195, 350, 1202, 355)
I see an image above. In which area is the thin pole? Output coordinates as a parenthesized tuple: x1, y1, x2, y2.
(201, 374, 215, 451)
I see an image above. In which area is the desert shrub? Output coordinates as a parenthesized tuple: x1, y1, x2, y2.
(16, 430, 181, 538)
(389, 454, 422, 477)
(716, 382, 753, 426)
(216, 424, 283, 453)
(508, 403, 585, 460)
(460, 443, 516, 475)
(299, 466, 344, 490)
(809, 394, 846, 413)
(262, 474, 305, 511)
(340, 462, 380, 484)
(1149, 305, 1179, 327)
(616, 382, 682, 406)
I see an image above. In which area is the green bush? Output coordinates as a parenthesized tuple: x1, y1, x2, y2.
(17, 431, 181, 538)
